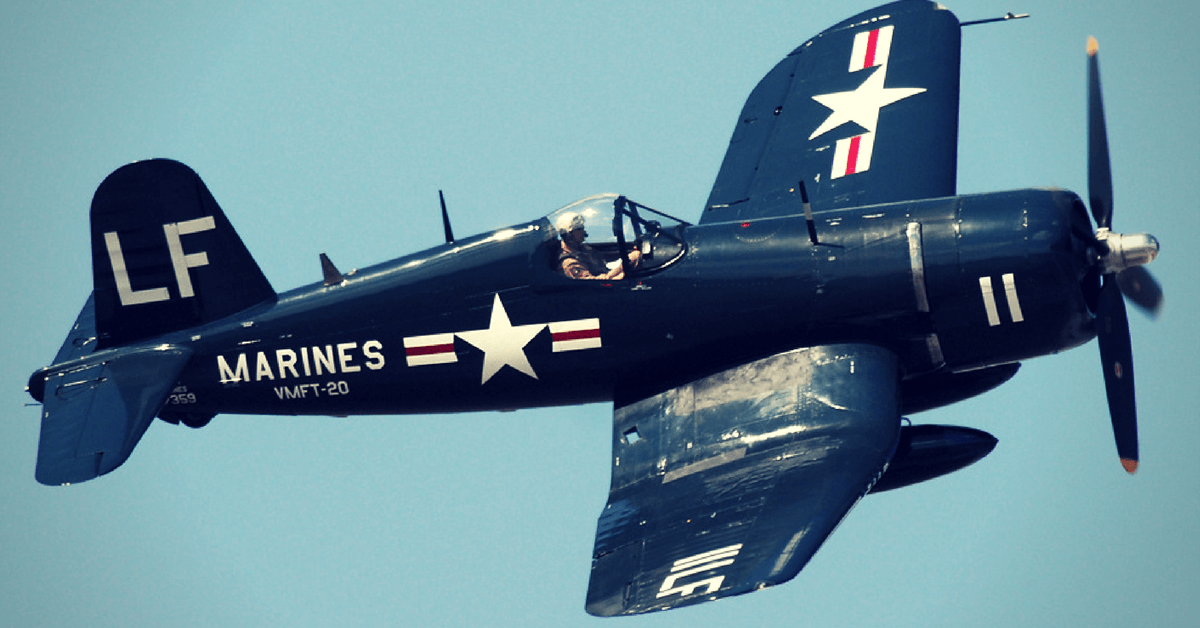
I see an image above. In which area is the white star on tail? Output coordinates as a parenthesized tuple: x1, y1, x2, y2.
(456, 294, 545, 384)
(808, 66, 926, 140)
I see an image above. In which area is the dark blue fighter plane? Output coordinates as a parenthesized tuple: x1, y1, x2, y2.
(26, 1, 1162, 617)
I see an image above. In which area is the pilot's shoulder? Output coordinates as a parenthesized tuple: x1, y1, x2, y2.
(560, 254, 586, 278)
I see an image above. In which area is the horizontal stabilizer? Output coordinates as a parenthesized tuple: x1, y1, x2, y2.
(35, 345, 192, 485)
(52, 292, 99, 366)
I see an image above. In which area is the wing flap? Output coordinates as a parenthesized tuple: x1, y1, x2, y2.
(587, 344, 901, 616)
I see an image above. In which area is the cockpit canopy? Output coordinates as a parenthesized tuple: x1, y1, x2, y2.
(543, 193, 688, 278)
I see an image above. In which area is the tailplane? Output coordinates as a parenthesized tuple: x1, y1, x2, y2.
(33, 342, 192, 485)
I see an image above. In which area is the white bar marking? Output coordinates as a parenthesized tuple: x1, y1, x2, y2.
(831, 133, 876, 179)
(404, 333, 457, 366)
(1002, 273, 1024, 323)
(979, 276, 1001, 327)
(549, 318, 602, 352)
(849, 25, 894, 71)
(906, 222, 929, 312)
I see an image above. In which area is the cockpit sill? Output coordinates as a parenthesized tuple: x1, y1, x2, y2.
(540, 193, 691, 282)
(251, 194, 690, 314)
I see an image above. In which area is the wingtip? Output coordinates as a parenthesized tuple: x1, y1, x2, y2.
(1087, 36, 1099, 57)
(1120, 458, 1138, 474)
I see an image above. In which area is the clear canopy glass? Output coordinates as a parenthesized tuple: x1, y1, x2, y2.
(543, 194, 689, 278)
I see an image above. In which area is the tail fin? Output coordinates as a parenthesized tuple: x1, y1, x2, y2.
(91, 159, 274, 348)
(28, 160, 272, 485)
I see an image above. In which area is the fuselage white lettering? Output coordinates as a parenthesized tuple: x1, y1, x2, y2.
(218, 340, 384, 383)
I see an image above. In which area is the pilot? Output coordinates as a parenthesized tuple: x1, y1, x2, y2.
(556, 212, 639, 280)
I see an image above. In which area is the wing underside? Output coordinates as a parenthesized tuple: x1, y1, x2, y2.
(586, 344, 901, 616)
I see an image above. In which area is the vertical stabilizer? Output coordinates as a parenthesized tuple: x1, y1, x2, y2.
(90, 159, 274, 348)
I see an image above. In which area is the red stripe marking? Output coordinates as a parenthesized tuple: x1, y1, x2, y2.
(553, 329, 601, 342)
(863, 28, 879, 69)
(405, 343, 455, 357)
(845, 135, 862, 175)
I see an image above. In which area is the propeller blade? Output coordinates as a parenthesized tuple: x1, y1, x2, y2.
(1096, 275, 1139, 473)
(1087, 36, 1114, 230)
(1117, 265, 1164, 318)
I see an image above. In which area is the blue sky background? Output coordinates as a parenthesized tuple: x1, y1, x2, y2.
(2, 1, 1197, 626)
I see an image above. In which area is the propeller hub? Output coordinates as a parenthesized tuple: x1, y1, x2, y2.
(1095, 228, 1159, 274)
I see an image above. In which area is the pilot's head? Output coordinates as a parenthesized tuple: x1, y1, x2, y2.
(556, 212, 587, 243)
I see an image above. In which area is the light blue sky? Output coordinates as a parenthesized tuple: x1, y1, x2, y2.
(3, 2, 1197, 626)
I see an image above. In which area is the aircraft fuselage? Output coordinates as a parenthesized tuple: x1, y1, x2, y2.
(153, 187, 1096, 422)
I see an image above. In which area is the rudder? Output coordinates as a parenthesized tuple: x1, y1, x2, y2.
(90, 159, 275, 347)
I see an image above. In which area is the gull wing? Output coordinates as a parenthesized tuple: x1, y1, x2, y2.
(702, 1, 961, 224)
(586, 344, 901, 615)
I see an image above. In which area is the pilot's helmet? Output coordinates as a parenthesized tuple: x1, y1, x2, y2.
(556, 212, 586, 236)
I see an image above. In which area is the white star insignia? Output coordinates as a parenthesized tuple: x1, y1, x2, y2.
(808, 66, 926, 140)
(456, 294, 546, 384)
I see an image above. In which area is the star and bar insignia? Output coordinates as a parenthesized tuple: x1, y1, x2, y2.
(403, 293, 601, 384)
(809, 25, 926, 179)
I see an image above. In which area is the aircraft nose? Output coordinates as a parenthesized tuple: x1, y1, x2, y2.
(1097, 230, 1158, 274)
(1063, 195, 1104, 314)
